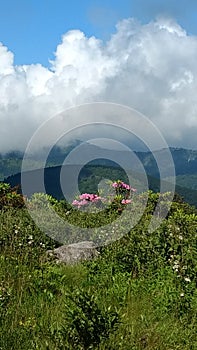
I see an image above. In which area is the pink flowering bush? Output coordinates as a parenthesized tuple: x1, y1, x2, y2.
(112, 180, 136, 196)
(72, 193, 102, 209)
(72, 180, 136, 211)
(109, 180, 136, 211)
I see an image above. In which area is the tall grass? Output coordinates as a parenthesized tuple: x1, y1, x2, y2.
(0, 187, 196, 349)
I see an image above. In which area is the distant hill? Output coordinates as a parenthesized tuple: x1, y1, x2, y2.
(0, 141, 82, 180)
(4, 163, 197, 208)
(1, 144, 197, 207)
(165, 174, 197, 191)
(136, 147, 197, 178)
(1, 145, 197, 180)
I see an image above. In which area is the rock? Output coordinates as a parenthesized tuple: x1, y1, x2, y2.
(46, 241, 99, 264)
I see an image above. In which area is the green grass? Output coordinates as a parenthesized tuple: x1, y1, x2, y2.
(0, 186, 197, 349)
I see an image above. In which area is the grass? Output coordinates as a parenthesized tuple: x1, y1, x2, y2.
(0, 186, 197, 349)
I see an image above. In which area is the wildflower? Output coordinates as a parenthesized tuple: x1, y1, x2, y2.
(79, 199, 88, 206)
(72, 180, 136, 211)
(72, 193, 102, 208)
(72, 199, 80, 206)
(130, 187, 137, 192)
(172, 261, 179, 270)
(121, 199, 132, 204)
(79, 193, 90, 200)
(184, 277, 191, 282)
(122, 183, 131, 190)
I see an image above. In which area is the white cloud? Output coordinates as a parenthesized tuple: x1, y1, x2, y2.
(0, 17, 197, 152)
(0, 43, 14, 75)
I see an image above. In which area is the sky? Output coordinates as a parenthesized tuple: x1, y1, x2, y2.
(0, 0, 197, 152)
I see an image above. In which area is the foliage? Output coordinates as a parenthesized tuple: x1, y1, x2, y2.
(0, 186, 196, 349)
(0, 182, 25, 210)
(63, 288, 119, 349)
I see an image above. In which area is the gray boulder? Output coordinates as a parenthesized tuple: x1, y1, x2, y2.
(47, 241, 99, 264)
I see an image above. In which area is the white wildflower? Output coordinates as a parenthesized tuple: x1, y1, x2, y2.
(184, 277, 191, 282)
(172, 261, 179, 270)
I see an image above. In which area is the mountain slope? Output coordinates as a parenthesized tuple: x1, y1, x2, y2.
(1, 146, 197, 181)
(4, 163, 197, 208)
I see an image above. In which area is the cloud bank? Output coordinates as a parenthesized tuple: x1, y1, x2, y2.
(1, 17, 197, 152)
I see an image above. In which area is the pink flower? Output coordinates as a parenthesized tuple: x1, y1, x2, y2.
(79, 193, 90, 200)
(121, 199, 132, 204)
(131, 188, 137, 192)
(72, 198, 88, 208)
(112, 182, 118, 188)
(112, 181, 134, 191)
(122, 183, 130, 190)
(91, 195, 101, 202)
(73, 193, 102, 209)
(80, 199, 88, 206)
(72, 199, 80, 206)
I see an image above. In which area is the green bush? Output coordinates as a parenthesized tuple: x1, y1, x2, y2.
(0, 182, 25, 210)
(63, 288, 119, 349)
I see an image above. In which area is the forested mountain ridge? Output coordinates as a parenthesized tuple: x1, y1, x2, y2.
(1, 145, 197, 180)
(1, 145, 197, 207)
(4, 163, 197, 208)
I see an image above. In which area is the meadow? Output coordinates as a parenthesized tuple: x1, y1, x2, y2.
(0, 182, 197, 349)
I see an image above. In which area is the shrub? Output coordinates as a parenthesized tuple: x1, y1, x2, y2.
(63, 288, 119, 349)
(0, 183, 25, 209)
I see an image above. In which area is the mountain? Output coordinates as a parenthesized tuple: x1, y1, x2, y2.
(4, 162, 197, 208)
(1, 144, 197, 180)
(1, 144, 197, 207)
(0, 141, 82, 180)
(136, 147, 197, 177)
(164, 174, 197, 190)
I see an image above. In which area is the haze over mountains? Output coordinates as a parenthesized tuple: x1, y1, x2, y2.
(1, 142, 197, 207)
(1, 142, 197, 178)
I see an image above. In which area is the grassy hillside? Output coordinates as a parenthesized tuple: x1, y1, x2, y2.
(0, 183, 197, 349)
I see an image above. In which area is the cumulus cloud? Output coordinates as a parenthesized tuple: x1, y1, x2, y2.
(0, 17, 197, 152)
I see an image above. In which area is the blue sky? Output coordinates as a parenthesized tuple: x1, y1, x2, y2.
(0, 0, 131, 66)
(0, 0, 197, 66)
